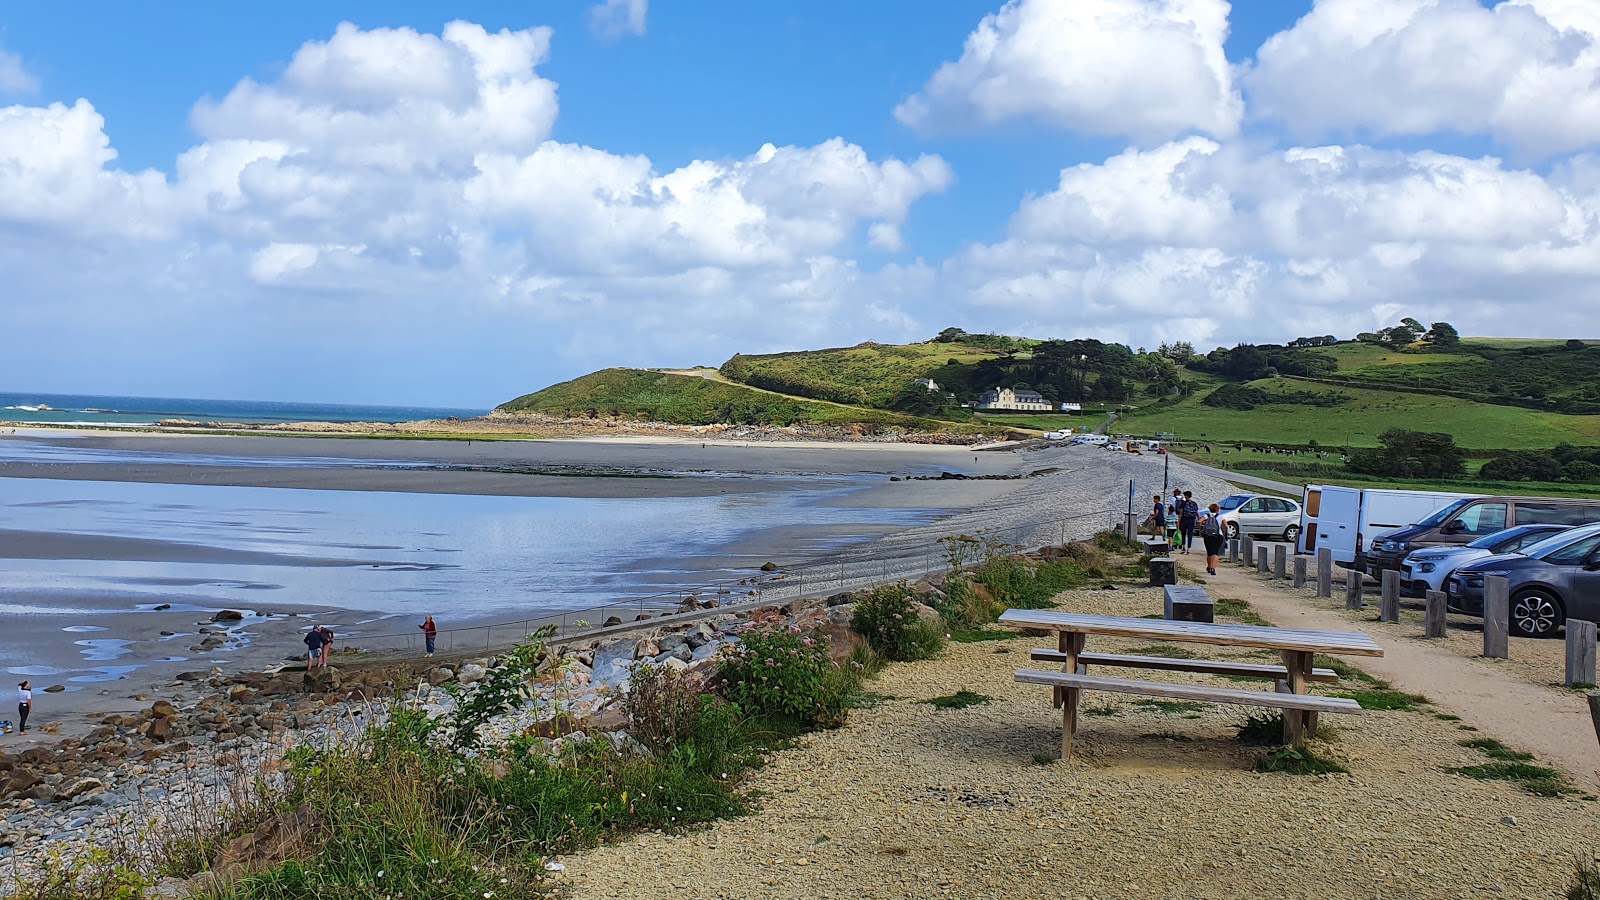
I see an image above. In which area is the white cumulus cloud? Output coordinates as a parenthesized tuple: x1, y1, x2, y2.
(945, 140, 1600, 347)
(0, 43, 37, 95)
(588, 0, 649, 42)
(895, 0, 1242, 142)
(1246, 0, 1600, 158)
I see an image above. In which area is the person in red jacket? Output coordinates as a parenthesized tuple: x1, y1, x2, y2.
(420, 615, 438, 657)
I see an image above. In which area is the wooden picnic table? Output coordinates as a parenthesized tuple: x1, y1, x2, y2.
(998, 609, 1384, 758)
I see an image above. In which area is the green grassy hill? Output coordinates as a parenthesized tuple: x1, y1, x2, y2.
(719, 342, 1003, 408)
(496, 368, 997, 433)
(1117, 376, 1600, 449)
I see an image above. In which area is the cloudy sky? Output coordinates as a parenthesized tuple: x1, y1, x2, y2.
(3, 0, 1599, 407)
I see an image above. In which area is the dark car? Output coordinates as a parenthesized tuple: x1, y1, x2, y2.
(1364, 495, 1600, 579)
(1446, 522, 1600, 638)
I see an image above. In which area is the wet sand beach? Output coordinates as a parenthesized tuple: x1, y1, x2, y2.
(4, 429, 1151, 742)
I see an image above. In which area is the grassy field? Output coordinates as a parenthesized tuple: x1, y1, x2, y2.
(973, 412, 1105, 430)
(1118, 377, 1600, 449)
(1176, 447, 1600, 498)
(719, 342, 1001, 408)
(497, 368, 997, 433)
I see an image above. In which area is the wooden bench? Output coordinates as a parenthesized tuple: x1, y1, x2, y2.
(1029, 649, 1340, 683)
(1015, 669, 1361, 752)
(998, 610, 1384, 758)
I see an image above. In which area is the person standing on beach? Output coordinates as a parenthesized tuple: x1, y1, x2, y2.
(17, 681, 31, 735)
(420, 616, 437, 657)
(304, 627, 325, 670)
(1199, 502, 1226, 575)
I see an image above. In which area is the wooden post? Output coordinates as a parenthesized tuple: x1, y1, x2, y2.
(1280, 651, 1311, 747)
(1424, 590, 1447, 639)
(1241, 535, 1255, 564)
(1059, 632, 1086, 761)
(1256, 547, 1269, 575)
(1566, 619, 1598, 687)
(1345, 569, 1364, 610)
(1483, 575, 1510, 660)
(1274, 545, 1288, 580)
(1292, 556, 1308, 588)
(1380, 569, 1401, 623)
(1589, 692, 1600, 746)
(1228, 538, 1240, 564)
(1316, 548, 1333, 599)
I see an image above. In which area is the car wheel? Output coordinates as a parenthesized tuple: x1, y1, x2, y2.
(1508, 589, 1564, 639)
(1283, 524, 1301, 543)
(1226, 522, 1240, 539)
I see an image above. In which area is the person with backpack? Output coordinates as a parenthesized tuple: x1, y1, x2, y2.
(1199, 501, 1226, 575)
(1177, 490, 1200, 555)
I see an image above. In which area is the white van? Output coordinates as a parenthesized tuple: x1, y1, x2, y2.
(1297, 485, 1480, 567)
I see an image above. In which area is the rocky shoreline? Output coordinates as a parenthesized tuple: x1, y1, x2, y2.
(0, 558, 986, 895)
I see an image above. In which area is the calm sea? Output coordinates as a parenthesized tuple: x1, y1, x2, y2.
(0, 392, 485, 427)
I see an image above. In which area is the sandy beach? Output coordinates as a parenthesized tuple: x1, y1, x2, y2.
(2, 430, 1218, 744)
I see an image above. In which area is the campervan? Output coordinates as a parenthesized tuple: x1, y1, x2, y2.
(1297, 485, 1479, 568)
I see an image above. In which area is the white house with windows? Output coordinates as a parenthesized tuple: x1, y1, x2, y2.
(977, 387, 1052, 411)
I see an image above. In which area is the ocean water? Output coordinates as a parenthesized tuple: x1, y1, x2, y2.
(0, 475, 934, 625)
(0, 391, 485, 426)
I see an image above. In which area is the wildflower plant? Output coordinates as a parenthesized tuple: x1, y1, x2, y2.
(716, 617, 845, 726)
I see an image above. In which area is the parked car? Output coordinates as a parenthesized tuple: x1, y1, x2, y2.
(1364, 495, 1600, 580)
(1216, 494, 1302, 541)
(1398, 524, 1571, 598)
(1447, 521, 1600, 638)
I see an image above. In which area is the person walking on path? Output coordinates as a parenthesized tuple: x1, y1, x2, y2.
(1164, 503, 1179, 548)
(1145, 495, 1165, 538)
(304, 627, 326, 670)
(1178, 490, 1201, 555)
(16, 681, 31, 735)
(420, 616, 438, 657)
(1199, 502, 1226, 575)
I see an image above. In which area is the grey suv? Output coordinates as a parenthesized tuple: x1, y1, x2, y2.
(1447, 522, 1600, 638)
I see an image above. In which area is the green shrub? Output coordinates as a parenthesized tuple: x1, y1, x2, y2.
(717, 620, 852, 726)
(1569, 855, 1600, 900)
(851, 583, 946, 662)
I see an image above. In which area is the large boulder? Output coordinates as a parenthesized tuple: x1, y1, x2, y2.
(455, 663, 487, 685)
(213, 803, 320, 880)
(816, 623, 868, 664)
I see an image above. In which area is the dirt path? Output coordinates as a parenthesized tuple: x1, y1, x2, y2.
(1192, 553, 1600, 789)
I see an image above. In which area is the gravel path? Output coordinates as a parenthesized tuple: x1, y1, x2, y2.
(561, 579, 1600, 900)
(1196, 549, 1600, 791)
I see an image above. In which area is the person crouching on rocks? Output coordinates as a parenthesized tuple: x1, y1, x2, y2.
(317, 626, 334, 668)
(16, 681, 31, 735)
(420, 615, 437, 657)
(304, 627, 326, 670)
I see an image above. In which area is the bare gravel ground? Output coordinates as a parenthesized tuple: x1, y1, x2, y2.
(562, 581, 1600, 900)
(1209, 548, 1598, 790)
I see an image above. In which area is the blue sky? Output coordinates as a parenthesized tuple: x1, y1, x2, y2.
(2, 0, 1597, 406)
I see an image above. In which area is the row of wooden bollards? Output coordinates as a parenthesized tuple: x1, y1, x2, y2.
(1227, 537, 1599, 688)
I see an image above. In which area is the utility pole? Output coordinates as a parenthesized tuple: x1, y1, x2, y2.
(1162, 449, 1170, 492)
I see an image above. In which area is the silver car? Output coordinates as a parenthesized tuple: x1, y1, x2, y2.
(1399, 524, 1570, 597)
(1216, 493, 1302, 541)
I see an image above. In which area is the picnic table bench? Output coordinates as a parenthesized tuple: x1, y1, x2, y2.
(998, 609, 1384, 760)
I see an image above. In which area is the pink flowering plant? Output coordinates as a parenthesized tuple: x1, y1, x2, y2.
(717, 616, 846, 726)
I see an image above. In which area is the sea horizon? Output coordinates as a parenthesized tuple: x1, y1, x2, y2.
(0, 391, 487, 427)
